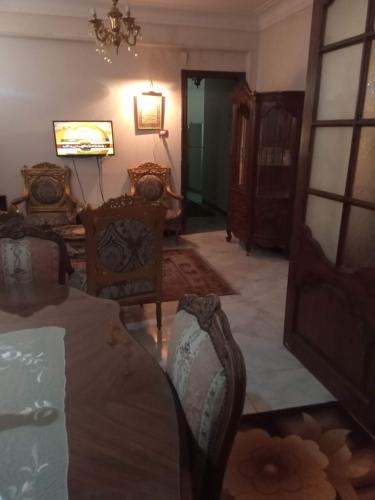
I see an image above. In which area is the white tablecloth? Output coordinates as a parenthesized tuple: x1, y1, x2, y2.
(0, 327, 68, 500)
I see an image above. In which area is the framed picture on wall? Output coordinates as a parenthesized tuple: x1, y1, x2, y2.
(134, 91, 164, 130)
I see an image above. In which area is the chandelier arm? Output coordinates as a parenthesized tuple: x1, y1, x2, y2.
(96, 29, 111, 44)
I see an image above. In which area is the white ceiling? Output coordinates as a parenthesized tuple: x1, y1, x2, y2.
(130, 0, 269, 12)
(21, 0, 271, 13)
(0, 0, 311, 31)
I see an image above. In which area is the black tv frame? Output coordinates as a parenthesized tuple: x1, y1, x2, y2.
(53, 120, 115, 158)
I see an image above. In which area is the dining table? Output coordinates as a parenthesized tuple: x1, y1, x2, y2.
(0, 284, 190, 500)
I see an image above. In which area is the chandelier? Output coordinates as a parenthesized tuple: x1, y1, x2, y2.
(89, 1, 141, 62)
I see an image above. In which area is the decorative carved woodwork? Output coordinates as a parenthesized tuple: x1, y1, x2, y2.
(128, 162, 183, 239)
(285, 226, 375, 433)
(227, 82, 304, 253)
(11, 162, 83, 224)
(128, 162, 169, 188)
(100, 193, 148, 210)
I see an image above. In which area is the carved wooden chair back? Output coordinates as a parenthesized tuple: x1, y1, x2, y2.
(11, 162, 83, 227)
(128, 162, 183, 238)
(166, 294, 246, 500)
(0, 219, 73, 289)
(80, 195, 166, 328)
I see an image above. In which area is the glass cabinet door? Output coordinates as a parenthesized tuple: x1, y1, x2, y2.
(234, 104, 250, 188)
(257, 105, 297, 198)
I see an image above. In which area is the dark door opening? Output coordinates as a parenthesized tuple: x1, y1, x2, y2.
(181, 70, 245, 233)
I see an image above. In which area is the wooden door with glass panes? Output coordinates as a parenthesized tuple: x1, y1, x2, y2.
(284, 0, 375, 434)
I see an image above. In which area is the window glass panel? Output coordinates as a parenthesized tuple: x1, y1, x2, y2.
(309, 127, 353, 195)
(352, 128, 375, 203)
(343, 206, 375, 268)
(364, 41, 375, 118)
(317, 44, 363, 120)
(324, 0, 368, 45)
(305, 195, 343, 263)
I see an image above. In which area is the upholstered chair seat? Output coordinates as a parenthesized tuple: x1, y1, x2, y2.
(0, 219, 73, 289)
(128, 162, 183, 240)
(166, 294, 246, 500)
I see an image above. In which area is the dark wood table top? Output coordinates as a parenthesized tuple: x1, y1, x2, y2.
(0, 285, 184, 500)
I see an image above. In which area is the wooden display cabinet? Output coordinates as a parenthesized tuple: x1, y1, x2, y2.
(226, 82, 304, 254)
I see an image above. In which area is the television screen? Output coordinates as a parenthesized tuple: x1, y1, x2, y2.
(53, 121, 115, 157)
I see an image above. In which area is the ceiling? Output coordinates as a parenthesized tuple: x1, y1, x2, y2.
(38, 0, 271, 12)
(130, 0, 270, 11)
(0, 0, 310, 32)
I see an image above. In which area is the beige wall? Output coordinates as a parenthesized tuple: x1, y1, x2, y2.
(0, 5, 315, 208)
(256, 6, 313, 92)
(0, 32, 249, 207)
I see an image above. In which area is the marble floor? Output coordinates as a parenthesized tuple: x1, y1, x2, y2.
(122, 230, 334, 414)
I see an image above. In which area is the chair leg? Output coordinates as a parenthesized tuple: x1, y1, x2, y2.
(156, 300, 162, 331)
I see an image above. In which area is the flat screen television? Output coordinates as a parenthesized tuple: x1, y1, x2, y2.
(53, 121, 115, 157)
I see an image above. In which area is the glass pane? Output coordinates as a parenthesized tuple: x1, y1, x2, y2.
(324, 0, 368, 45)
(364, 41, 375, 118)
(352, 128, 375, 203)
(257, 106, 296, 198)
(309, 127, 353, 195)
(305, 195, 343, 263)
(344, 206, 375, 268)
(258, 107, 296, 166)
(317, 44, 363, 120)
(238, 115, 248, 186)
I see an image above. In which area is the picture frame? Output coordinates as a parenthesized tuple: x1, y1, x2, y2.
(134, 91, 164, 131)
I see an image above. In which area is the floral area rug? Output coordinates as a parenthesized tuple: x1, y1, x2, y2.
(162, 248, 236, 302)
(223, 403, 375, 500)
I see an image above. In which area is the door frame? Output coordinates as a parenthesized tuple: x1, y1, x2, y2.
(181, 69, 245, 231)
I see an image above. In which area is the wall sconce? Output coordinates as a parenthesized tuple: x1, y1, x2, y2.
(134, 91, 165, 131)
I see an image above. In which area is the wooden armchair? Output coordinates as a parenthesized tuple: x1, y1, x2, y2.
(0, 218, 73, 289)
(166, 294, 246, 500)
(72, 195, 166, 332)
(128, 162, 183, 239)
(11, 162, 83, 228)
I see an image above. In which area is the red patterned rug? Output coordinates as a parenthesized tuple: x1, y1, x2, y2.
(162, 248, 236, 302)
(72, 248, 237, 302)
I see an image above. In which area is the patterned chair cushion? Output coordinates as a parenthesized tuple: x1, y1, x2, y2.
(30, 176, 64, 204)
(69, 271, 154, 299)
(166, 309, 227, 453)
(135, 175, 164, 202)
(0, 237, 60, 289)
(97, 219, 153, 273)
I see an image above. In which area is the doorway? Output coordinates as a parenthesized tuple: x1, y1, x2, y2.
(181, 70, 245, 233)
